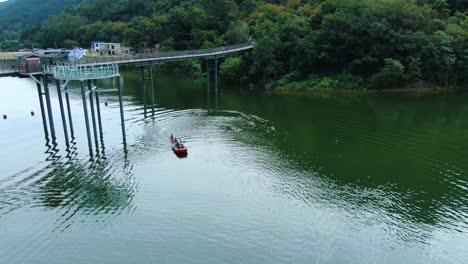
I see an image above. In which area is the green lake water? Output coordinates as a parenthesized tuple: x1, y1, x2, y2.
(0, 73, 467, 263)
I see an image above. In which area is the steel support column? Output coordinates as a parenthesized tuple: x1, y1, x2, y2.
(206, 60, 211, 111)
(141, 66, 147, 114)
(117, 76, 127, 145)
(214, 58, 219, 109)
(64, 86, 74, 138)
(43, 74, 56, 141)
(88, 80, 99, 149)
(80, 81, 93, 155)
(149, 64, 155, 108)
(94, 80, 103, 138)
(56, 79, 70, 146)
(36, 76, 49, 139)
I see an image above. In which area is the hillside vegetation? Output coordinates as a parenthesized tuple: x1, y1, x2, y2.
(0, 0, 85, 40)
(1, 0, 466, 89)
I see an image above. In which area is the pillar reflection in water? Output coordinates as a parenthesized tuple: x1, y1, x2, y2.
(206, 58, 220, 113)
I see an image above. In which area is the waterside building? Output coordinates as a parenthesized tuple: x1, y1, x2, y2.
(0, 52, 32, 74)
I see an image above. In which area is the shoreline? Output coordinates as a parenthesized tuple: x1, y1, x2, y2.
(272, 86, 466, 97)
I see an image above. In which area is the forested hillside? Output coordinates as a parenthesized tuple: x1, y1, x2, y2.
(1, 0, 466, 89)
(0, 0, 85, 40)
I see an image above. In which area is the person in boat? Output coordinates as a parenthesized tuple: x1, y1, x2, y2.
(170, 134, 174, 141)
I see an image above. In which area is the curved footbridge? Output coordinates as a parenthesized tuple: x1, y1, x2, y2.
(29, 43, 253, 156)
(78, 43, 253, 67)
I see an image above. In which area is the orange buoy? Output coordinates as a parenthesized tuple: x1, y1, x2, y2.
(3, 114, 7, 120)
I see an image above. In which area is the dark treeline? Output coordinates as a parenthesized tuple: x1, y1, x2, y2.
(1, 0, 467, 89)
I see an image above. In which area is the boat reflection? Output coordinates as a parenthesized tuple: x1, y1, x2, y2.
(174, 152, 188, 159)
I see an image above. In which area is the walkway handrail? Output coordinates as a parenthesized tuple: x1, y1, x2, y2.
(51, 63, 120, 80)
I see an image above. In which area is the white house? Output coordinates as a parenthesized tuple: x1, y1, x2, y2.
(91, 41, 129, 56)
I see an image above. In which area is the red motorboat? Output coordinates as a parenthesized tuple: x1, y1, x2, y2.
(170, 134, 188, 154)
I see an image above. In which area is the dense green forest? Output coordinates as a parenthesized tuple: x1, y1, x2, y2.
(0, 0, 466, 89)
(0, 0, 85, 40)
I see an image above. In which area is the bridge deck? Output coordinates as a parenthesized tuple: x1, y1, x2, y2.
(0, 70, 19, 76)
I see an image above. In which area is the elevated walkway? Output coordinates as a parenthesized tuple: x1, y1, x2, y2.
(13, 43, 253, 80)
(78, 43, 253, 66)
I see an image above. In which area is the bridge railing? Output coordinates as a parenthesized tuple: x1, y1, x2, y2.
(51, 63, 120, 80)
(78, 43, 253, 65)
(0, 63, 19, 74)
